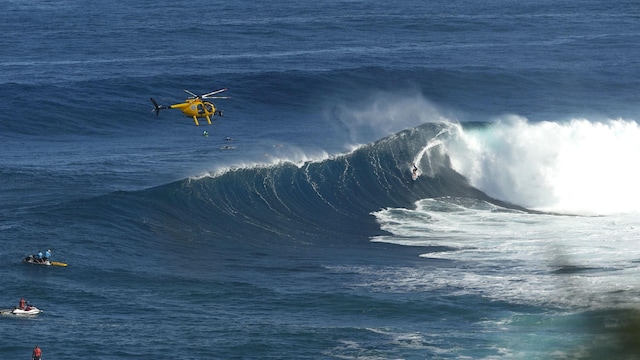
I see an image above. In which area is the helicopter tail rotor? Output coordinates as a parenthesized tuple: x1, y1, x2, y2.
(150, 97, 169, 116)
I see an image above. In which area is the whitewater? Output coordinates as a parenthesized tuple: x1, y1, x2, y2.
(447, 117, 640, 215)
(373, 115, 640, 312)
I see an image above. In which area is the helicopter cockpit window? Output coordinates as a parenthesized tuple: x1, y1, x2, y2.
(205, 104, 214, 113)
(197, 104, 205, 114)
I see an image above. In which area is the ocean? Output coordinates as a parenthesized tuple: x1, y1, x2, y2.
(1, 0, 640, 358)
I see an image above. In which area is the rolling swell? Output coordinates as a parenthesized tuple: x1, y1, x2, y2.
(122, 122, 500, 248)
(3, 64, 628, 137)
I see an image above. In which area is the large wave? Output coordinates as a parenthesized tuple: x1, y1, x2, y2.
(141, 114, 640, 251)
(113, 122, 509, 248)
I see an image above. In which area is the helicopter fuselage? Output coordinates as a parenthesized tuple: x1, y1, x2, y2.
(150, 88, 228, 126)
(169, 98, 218, 125)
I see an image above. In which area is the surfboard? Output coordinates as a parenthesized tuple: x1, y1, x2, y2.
(51, 261, 68, 267)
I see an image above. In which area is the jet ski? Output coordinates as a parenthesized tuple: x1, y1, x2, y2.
(23, 255, 67, 267)
(10, 305, 41, 315)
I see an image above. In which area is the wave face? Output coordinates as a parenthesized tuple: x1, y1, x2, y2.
(104, 122, 500, 249)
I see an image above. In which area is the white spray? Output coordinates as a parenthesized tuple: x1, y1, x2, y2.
(444, 116, 640, 215)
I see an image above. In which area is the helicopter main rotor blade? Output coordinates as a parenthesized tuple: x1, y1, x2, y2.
(201, 88, 227, 98)
(203, 96, 231, 99)
(184, 89, 199, 98)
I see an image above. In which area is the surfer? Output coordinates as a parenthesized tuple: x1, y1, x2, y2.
(412, 163, 418, 177)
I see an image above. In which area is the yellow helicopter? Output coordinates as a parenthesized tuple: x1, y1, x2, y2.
(150, 88, 230, 125)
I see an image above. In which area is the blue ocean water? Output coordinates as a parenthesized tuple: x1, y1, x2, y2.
(2, 0, 640, 358)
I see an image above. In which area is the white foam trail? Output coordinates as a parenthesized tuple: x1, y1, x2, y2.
(444, 117, 640, 215)
(412, 126, 450, 178)
(371, 199, 640, 309)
